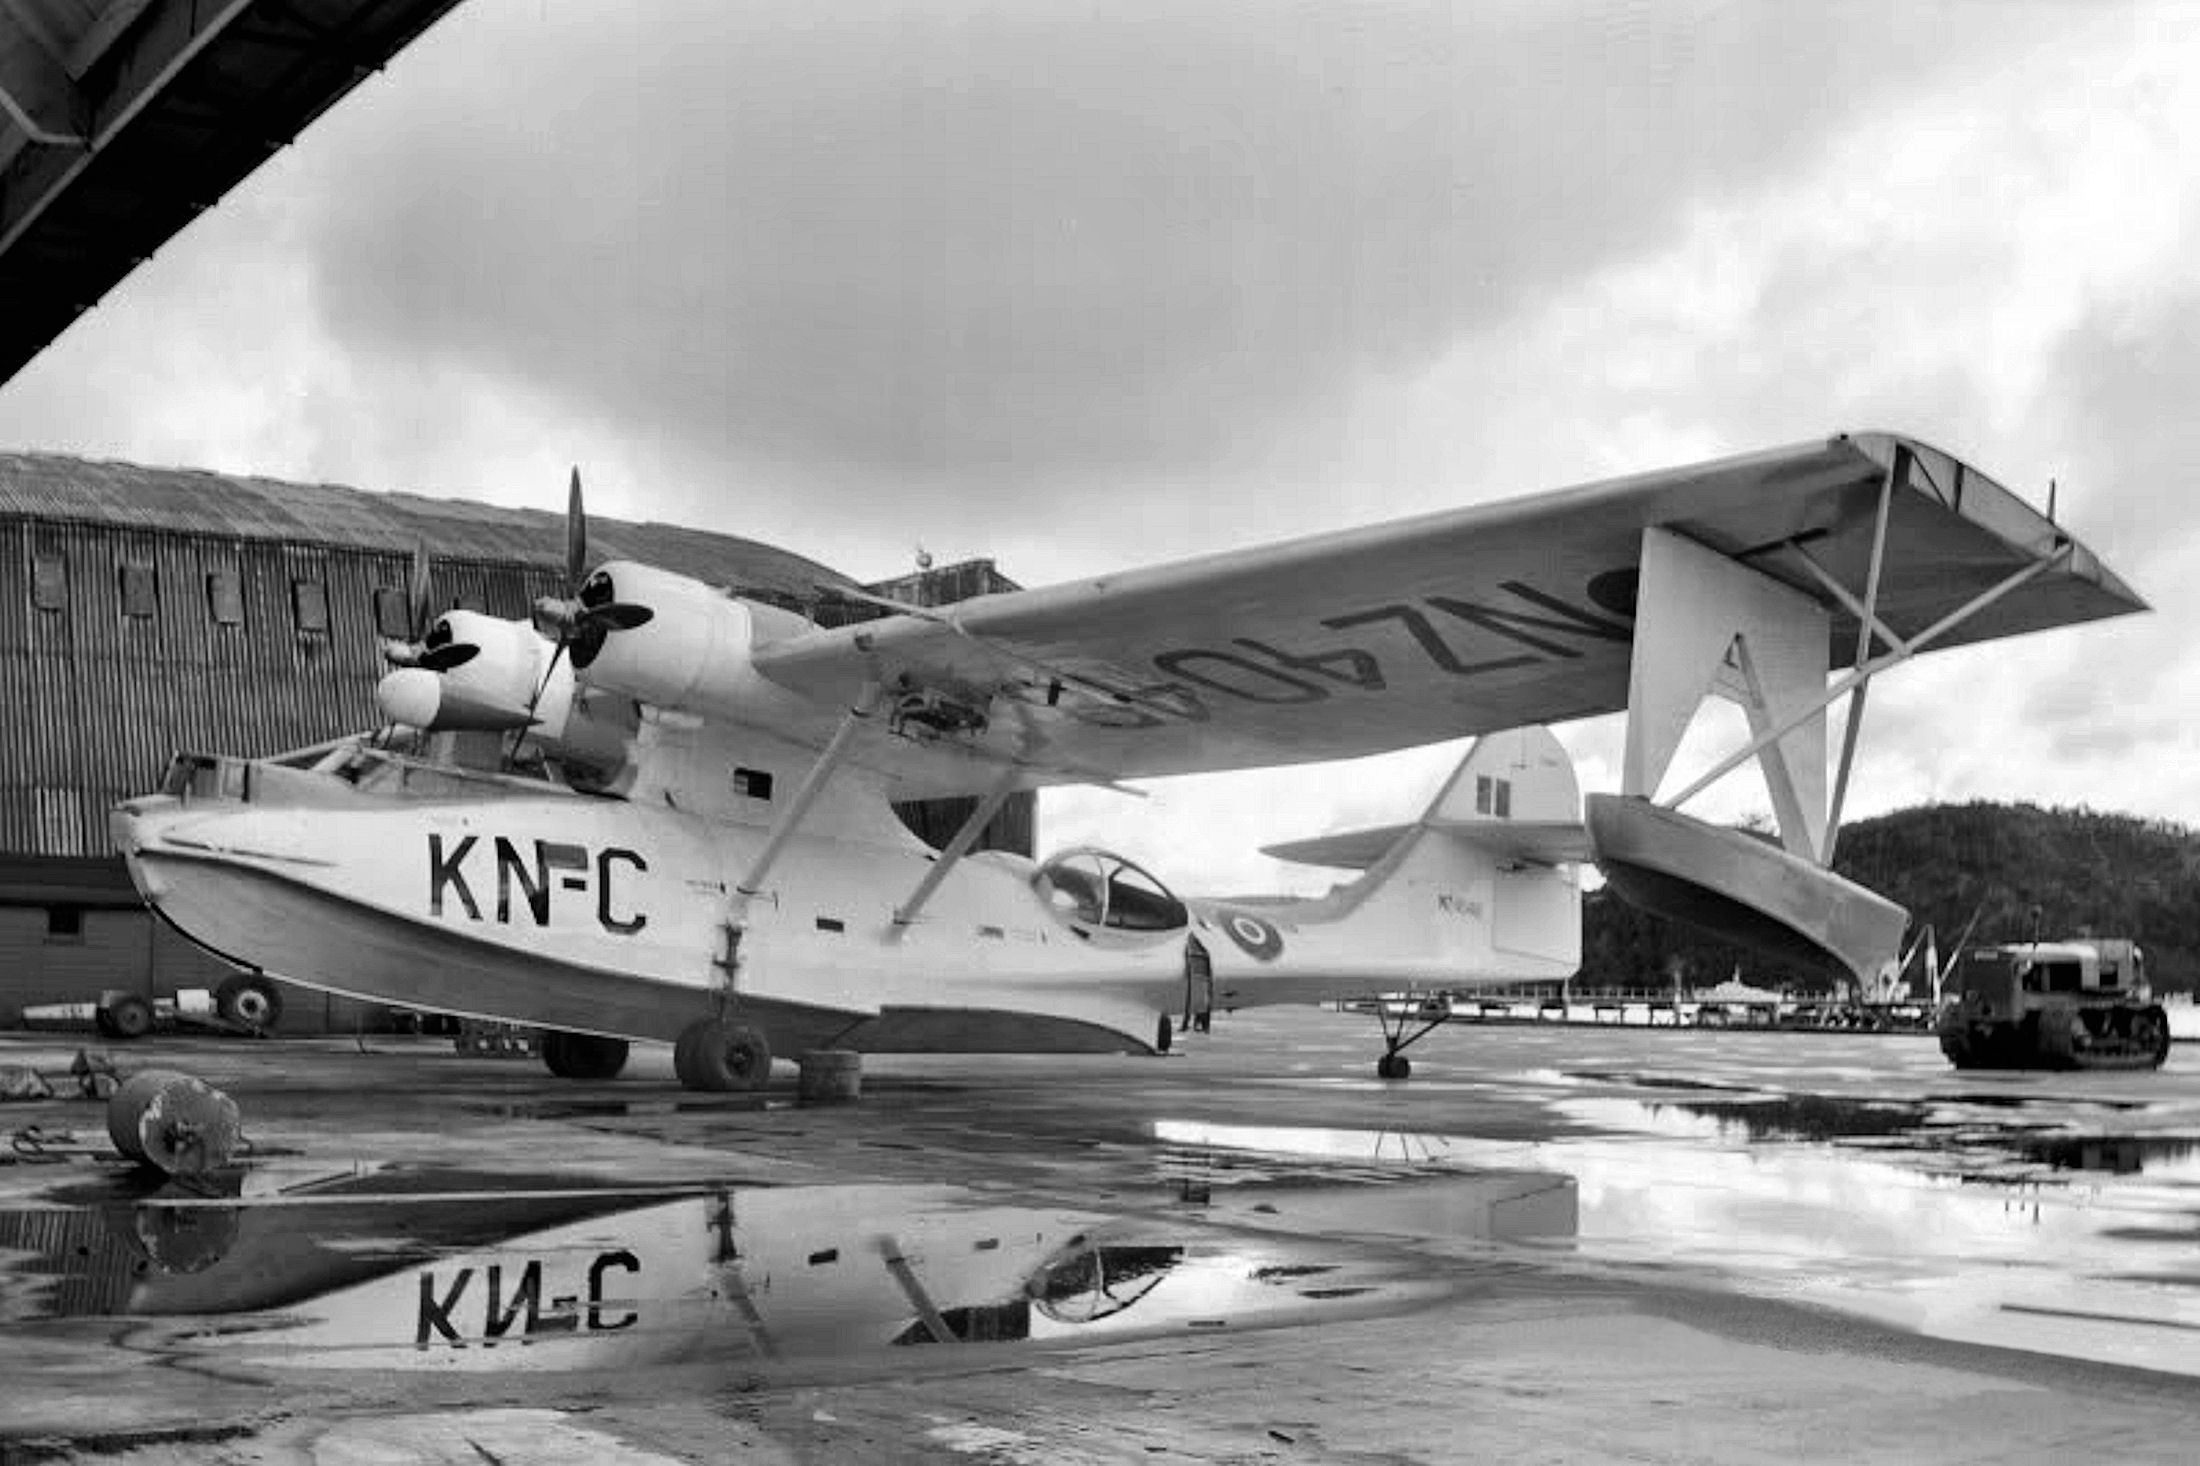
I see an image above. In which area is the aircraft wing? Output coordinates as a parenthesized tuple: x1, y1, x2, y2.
(751, 432, 2142, 794)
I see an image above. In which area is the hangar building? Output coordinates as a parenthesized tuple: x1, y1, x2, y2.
(0, 451, 1028, 1030)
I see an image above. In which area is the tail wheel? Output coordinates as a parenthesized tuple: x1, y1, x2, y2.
(215, 975, 284, 1034)
(674, 1018, 773, 1092)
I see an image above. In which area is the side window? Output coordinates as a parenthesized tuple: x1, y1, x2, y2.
(372, 586, 413, 639)
(293, 578, 329, 633)
(1476, 774, 1512, 818)
(119, 563, 157, 618)
(31, 553, 66, 611)
(207, 571, 245, 626)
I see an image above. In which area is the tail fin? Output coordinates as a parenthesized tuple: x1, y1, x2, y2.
(1264, 728, 1588, 872)
(1422, 725, 1586, 835)
(1259, 728, 1587, 976)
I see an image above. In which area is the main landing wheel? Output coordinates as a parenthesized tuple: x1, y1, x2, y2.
(1376, 1053, 1412, 1080)
(541, 1030, 631, 1081)
(674, 1018, 773, 1093)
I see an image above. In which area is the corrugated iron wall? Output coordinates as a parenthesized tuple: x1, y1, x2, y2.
(1, 492, 1034, 864)
(0, 516, 567, 857)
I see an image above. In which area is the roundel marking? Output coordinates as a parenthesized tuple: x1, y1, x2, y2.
(1218, 909, 1284, 962)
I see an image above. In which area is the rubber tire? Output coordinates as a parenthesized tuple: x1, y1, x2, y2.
(215, 975, 284, 1034)
(2139, 1005, 2172, 1067)
(1376, 1053, 1411, 1080)
(1156, 1014, 1173, 1054)
(541, 1030, 631, 1081)
(106, 995, 154, 1040)
(674, 1019, 772, 1092)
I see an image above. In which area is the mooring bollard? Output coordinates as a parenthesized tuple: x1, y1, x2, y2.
(105, 1069, 243, 1176)
(797, 1049, 862, 1104)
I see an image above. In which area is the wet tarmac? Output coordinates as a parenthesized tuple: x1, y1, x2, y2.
(3, 1010, 2199, 1463)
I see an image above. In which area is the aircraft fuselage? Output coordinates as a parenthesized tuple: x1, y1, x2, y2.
(110, 740, 1561, 1061)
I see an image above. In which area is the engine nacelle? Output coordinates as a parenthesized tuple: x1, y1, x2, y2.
(571, 561, 817, 725)
(376, 610, 549, 732)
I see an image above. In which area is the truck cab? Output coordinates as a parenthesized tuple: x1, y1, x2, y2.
(1939, 938, 2167, 1070)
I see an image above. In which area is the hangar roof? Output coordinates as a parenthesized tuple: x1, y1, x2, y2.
(0, 451, 862, 600)
(0, 0, 462, 387)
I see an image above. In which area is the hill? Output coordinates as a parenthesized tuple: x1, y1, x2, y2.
(1578, 802, 2200, 996)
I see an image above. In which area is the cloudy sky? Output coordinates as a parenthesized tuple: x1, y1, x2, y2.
(2, 0, 2194, 894)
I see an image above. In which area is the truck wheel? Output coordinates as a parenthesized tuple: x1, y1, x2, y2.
(2137, 1006, 2171, 1066)
(105, 995, 154, 1040)
(215, 975, 283, 1034)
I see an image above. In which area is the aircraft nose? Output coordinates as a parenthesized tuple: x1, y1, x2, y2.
(110, 794, 176, 860)
(110, 795, 185, 901)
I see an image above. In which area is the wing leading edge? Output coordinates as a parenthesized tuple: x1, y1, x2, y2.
(752, 433, 2142, 796)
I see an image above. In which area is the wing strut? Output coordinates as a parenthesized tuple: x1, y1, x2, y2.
(733, 684, 881, 907)
(891, 766, 1022, 930)
(1656, 536, 2072, 840)
(1598, 483, 2078, 982)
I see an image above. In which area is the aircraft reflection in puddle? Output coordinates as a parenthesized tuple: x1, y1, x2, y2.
(0, 1158, 1575, 1373)
(1156, 1113, 2200, 1379)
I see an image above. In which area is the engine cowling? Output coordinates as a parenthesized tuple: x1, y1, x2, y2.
(568, 561, 816, 724)
(375, 610, 547, 732)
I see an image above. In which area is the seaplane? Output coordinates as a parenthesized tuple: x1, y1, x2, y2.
(110, 433, 2143, 1089)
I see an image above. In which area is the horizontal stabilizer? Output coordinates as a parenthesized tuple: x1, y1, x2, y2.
(1262, 727, 1585, 872)
(1266, 819, 1591, 871)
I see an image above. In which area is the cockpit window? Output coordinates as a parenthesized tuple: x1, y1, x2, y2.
(1033, 849, 1187, 933)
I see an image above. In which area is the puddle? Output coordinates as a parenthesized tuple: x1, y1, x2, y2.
(1154, 1112, 2200, 1379)
(467, 1097, 792, 1120)
(1562, 1070, 1750, 1094)
(0, 1152, 1565, 1375)
(2018, 1136, 2200, 1179)
(1642, 1094, 1930, 1142)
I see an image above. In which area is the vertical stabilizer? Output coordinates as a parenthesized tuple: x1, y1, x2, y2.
(1254, 728, 1586, 982)
(1423, 726, 1583, 829)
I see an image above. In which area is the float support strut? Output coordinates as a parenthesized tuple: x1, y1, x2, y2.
(892, 766, 1021, 929)
(1825, 446, 1903, 860)
(1664, 542, 2071, 813)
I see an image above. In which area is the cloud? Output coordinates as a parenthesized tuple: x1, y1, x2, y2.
(263, 2, 2084, 543)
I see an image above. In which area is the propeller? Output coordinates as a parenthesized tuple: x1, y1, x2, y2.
(379, 539, 481, 672)
(523, 468, 655, 717)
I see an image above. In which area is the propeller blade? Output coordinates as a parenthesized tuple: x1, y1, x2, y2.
(524, 636, 570, 722)
(406, 539, 433, 639)
(565, 466, 587, 597)
(570, 622, 611, 672)
(416, 641, 481, 674)
(580, 602, 655, 633)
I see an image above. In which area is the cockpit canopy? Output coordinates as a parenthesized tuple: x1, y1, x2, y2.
(1033, 848, 1187, 933)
